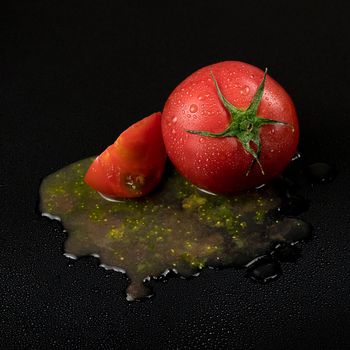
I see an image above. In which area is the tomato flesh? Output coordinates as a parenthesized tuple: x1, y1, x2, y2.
(161, 61, 299, 193)
(85, 112, 166, 198)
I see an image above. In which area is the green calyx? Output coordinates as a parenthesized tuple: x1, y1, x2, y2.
(187, 69, 293, 175)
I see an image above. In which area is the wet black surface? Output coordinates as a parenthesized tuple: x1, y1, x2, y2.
(39, 157, 313, 300)
(246, 256, 282, 283)
(1, 1, 350, 349)
(306, 163, 336, 184)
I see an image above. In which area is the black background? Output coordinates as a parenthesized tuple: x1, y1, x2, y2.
(1, 1, 350, 349)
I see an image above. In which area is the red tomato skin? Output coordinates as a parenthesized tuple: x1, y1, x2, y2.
(85, 112, 166, 198)
(162, 61, 299, 193)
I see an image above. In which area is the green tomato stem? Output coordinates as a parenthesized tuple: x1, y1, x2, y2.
(186, 69, 293, 175)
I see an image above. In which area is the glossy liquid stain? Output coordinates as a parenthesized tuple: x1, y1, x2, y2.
(39, 157, 327, 301)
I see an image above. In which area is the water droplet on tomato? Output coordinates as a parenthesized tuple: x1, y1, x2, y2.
(198, 95, 204, 101)
(199, 137, 204, 143)
(240, 86, 250, 95)
(189, 104, 198, 113)
(250, 74, 255, 79)
(172, 117, 177, 123)
(171, 129, 176, 134)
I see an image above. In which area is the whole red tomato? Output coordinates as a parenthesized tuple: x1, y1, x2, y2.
(162, 61, 299, 193)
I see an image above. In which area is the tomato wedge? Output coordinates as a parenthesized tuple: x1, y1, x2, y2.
(84, 112, 166, 198)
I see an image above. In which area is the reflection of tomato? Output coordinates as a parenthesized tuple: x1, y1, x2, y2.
(162, 61, 299, 193)
(85, 112, 166, 198)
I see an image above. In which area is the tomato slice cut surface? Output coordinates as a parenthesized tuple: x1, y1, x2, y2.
(84, 112, 166, 198)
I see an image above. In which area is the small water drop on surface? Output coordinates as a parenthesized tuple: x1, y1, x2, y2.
(271, 242, 301, 262)
(305, 163, 336, 183)
(98, 192, 125, 203)
(292, 152, 301, 161)
(196, 187, 218, 196)
(64, 253, 77, 260)
(189, 104, 198, 113)
(246, 256, 281, 283)
(171, 129, 176, 134)
(240, 86, 250, 95)
(255, 183, 266, 190)
(199, 137, 204, 143)
(42, 212, 61, 221)
(172, 117, 177, 123)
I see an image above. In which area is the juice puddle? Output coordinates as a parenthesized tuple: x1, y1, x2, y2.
(40, 157, 313, 301)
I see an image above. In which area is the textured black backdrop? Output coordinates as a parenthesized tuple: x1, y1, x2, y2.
(1, 1, 350, 349)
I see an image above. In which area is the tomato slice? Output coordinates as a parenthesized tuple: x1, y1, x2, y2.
(84, 112, 166, 198)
